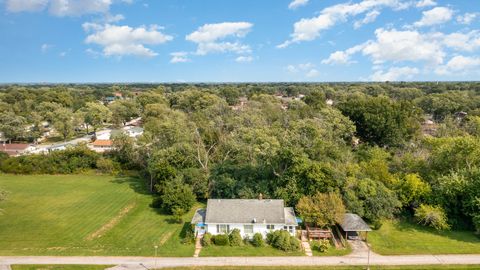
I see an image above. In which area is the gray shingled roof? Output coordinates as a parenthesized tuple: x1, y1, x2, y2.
(204, 199, 297, 225)
(191, 208, 206, 224)
(340, 213, 372, 232)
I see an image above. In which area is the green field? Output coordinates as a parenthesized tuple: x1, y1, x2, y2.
(0, 174, 195, 256)
(200, 244, 305, 257)
(368, 220, 480, 255)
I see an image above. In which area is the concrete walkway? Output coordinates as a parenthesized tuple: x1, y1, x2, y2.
(193, 236, 203, 258)
(301, 230, 313, 257)
(1, 254, 480, 269)
(0, 265, 11, 270)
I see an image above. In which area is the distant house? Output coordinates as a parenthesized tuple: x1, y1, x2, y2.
(91, 139, 113, 152)
(191, 199, 298, 238)
(0, 143, 35, 156)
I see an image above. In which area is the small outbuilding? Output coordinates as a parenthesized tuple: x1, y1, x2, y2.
(339, 213, 372, 241)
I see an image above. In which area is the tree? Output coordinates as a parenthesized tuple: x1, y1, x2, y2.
(338, 95, 421, 147)
(159, 181, 196, 214)
(82, 102, 111, 134)
(52, 107, 75, 141)
(415, 204, 450, 230)
(296, 192, 346, 228)
(109, 100, 139, 127)
(397, 174, 431, 208)
(0, 111, 26, 143)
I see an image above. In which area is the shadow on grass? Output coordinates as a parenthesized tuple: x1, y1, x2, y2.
(110, 175, 152, 196)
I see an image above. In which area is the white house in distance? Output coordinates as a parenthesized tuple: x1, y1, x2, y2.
(191, 199, 298, 238)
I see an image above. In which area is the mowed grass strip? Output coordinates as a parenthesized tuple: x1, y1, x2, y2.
(0, 174, 195, 256)
(368, 220, 480, 255)
(11, 265, 111, 270)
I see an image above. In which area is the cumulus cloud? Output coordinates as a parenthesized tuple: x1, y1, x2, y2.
(413, 7, 453, 27)
(322, 44, 364, 65)
(370, 66, 419, 81)
(235, 56, 254, 63)
(306, 69, 320, 78)
(278, 0, 408, 48)
(41, 43, 53, 53)
(186, 22, 253, 56)
(170, 52, 189, 63)
(457, 13, 479, 25)
(286, 63, 319, 78)
(416, 0, 436, 8)
(436, 55, 480, 75)
(84, 23, 173, 57)
(5, 0, 113, 16)
(441, 31, 480, 52)
(354, 10, 380, 29)
(288, 0, 308, 10)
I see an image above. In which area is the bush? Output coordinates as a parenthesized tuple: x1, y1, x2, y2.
(311, 239, 330, 252)
(96, 157, 120, 174)
(202, 232, 212, 247)
(252, 233, 265, 247)
(266, 230, 301, 251)
(229, 229, 243, 246)
(415, 204, 450, 230)
(212, 234, 230, 246)
(171, 207, 185, 224)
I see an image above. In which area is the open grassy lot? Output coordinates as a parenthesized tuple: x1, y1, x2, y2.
(12, 266, 111, 270)
(200, 244, 305, 257)
(369, 220, 480, 255)
(0, 174, 195, 256)
(159, 265, 480, 270)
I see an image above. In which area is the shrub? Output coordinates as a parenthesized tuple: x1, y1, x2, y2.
(202, 233, 212, 247)
(212, 234, 230, 246)
(311, 239, 330, 252)
(415, 204, 450, 230)
(171, 207, 185, 224)
(229, 229, 243, 246)
(96, 157, 120, 174)
(252, 233, 265, 247)
(266, 230, 301, 251)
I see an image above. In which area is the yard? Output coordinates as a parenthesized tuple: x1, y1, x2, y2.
(200, 244, 305, 257)
(0, 174, 195, 256)
(368, 220, 480, 255)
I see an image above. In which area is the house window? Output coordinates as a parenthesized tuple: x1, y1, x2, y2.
(288, 226, 294, 234)
(216, 224, 230, 234)
(266, 224, 275, 230)
(244, 225, 254, 234)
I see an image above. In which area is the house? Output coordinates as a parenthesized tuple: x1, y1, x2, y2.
(91, 139, 113, 152)
(0, 143, 35, 156)
(191, 199, 298, 238)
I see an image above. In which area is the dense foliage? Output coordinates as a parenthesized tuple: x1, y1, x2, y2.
(1, 82, 480, 233)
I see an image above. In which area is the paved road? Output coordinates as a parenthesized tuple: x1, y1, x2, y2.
(1, 253, 480, 269)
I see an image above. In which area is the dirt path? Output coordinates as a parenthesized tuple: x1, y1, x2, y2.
(301, 230, 313, 257)
(2, 253, 480, 269)
(193, 236, 202, 258)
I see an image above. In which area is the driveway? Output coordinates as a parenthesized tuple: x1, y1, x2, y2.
(1, 253, 480, 269)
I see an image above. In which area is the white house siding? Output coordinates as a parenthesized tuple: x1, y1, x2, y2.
(205, 223, 296, 238)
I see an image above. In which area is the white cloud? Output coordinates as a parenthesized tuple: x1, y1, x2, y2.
(354, 10, 380, 29)
(370, 66, 419, 81)
(186, 22, 253, 55)
(235, 56, 254, 63)
(306, 69, 320, 78)
(104, 13, 125, 23)
(84, 23, 173, 57)
(441, 31, 480, 52)
(288, 0, 308, 10)
(416, 0, 436, 8)
(170, 52, 189, 63)
(362, 28, 445, 65)
(278, 0, 409, 48)
(435, 55, 480, 75)
(59, 51, 67, 57)
(6, 0, 48, 12)
(41, 43, 53, 53)
(413, 7, 453, 27)
(5, 0, 114, 16)
(457, 13, 479, 25)
(322, 44, 364, 65)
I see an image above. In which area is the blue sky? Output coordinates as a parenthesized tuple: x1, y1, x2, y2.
(0, 0, 479, 82)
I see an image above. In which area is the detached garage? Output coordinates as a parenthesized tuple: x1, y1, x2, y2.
(340, 213, 372, 241)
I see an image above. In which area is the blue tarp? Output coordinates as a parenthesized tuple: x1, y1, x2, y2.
(196, 223, 206, 227)
(295, 217, 303, 223)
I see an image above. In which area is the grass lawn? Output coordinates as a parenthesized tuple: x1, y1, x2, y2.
(0, 174, 195, 256)
(159, 266, 480, 270)
(12, 265, 111, 270)
(200, 243, 305, 257)
(368, 220, 480, 255)
(311, 244, 351, 256)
